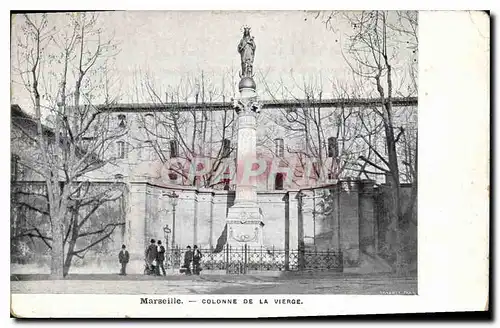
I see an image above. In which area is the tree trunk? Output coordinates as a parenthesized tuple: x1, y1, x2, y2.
(50, 215, 65, 279)
(63, 242, 76, 277)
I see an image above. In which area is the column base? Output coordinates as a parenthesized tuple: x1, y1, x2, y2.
(225, 203, 264, 247)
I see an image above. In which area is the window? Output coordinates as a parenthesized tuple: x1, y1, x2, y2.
(82, 136, 95, 151)
(117, 141, 127, 159)
(328, 137, 338, 158)
(275, 173, 285, 190)
(275, 138, 284, 158)
(285, 108, 298, 122)
(328, 172, 335, 180)
(168, 168, 178, 180)
(169, 140, 179, 158)
(11, 154, 19, 181)
(117, 114, 127, 129)
(144, 113, 154, 131)
(222, 139, 231, 158)
(143, 140, 153, 161)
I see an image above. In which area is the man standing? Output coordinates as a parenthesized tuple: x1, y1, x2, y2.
(145, 239, 158, 274)
(118, 244, 129, 276)
(192, 245, 202, 275)
(183, 246, 193, 275)
(156, 240, 166, 276)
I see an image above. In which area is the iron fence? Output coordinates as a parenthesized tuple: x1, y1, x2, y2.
(164, 245, 343, 274)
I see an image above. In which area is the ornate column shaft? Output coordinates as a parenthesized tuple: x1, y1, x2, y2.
(233, 86, 260, 205)
(224, 26, 264, 247)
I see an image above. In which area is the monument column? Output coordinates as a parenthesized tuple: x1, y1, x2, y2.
(225, 26, 264, 247)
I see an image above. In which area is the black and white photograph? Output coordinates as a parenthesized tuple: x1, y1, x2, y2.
(8, 9, 489, 318)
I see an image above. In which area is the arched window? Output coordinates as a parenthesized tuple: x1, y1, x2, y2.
(328, 137, 338, 158)
(275, 138, 284, 158)
(170, 140, 179, 158)
(143, 140, 154, 161)
(117, 114, 126, 129)
(275, 173, 285, 190)
(117, 141, 127, 159)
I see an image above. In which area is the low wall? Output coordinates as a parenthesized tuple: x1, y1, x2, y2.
(11, 180, 416, 274)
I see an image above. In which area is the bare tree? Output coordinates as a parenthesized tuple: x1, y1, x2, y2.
(258, 71, 387, 190)
(326, 10, 418, 275)
(11, 13, 125, 277)
(133, 69, 238, 189)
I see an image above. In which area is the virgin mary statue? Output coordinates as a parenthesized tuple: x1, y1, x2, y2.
(237, 27, 256, 77)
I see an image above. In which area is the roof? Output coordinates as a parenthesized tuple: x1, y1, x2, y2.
(11, 104, 55, 137)
(11, 104, 101, 163)
(96, 97, 418, 113)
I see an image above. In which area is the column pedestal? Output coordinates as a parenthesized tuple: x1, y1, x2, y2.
(226, 203, 263, 247)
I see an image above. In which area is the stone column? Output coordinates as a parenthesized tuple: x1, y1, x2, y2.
(126, 182, 147, 273)
(234, 106, 258, 205)
(339, 180, 360, 267)
(225, 76, 264, 247)
(359, 180, 376, 255)
(196, 188, 213, 248)
(287, 191, 300, 250)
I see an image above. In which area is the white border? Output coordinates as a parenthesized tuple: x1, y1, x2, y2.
(3, 4, 492, 322)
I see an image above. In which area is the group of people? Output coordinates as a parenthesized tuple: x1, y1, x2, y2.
(145, 239, 167, 276)
(182, 245, 203, 275)
(117, 240, 203, 276)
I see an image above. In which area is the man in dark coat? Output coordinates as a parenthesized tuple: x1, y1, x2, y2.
(145, 239, 158, 273)
(192, 245, 202, 275)
(183, 246, 193, 275)
(118, 244, 129, 275)
(156, 240, 166, 276)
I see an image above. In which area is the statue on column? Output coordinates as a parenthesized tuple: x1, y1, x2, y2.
(238, 26, 256, 78)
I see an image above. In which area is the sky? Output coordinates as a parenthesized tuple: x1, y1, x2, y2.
(103, 11, 346, 94)
(10, 11, 415, 110)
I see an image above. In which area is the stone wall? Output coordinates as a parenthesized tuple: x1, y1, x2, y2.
(375, 184, 418, 269)
(131, 179, 382, 270)
(11, 179, 417, 274)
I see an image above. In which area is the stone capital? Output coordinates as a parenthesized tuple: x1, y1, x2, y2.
(232, 97, 261, 115)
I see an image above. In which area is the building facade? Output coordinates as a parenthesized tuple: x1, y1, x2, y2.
(11, 98, 417, 274)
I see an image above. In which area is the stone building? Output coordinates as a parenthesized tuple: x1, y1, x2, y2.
(11, 97, 417, 274)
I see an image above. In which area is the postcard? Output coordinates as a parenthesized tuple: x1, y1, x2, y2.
(9, 10, 489, 318)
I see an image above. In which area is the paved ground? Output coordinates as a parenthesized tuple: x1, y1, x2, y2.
(11, 273, 417, 295)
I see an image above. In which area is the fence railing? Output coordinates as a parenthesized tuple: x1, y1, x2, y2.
(164, 245, 343, 274)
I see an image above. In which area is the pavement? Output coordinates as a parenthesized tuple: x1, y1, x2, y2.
(10, 273, 417, 295)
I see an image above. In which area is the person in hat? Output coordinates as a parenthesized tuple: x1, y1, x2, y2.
(192, 245, 203, 275)
(183, 246, 193, 275)
(145, 239, 158, 273)
(118, 244, 130, 275)
(156, 240, 166, 276)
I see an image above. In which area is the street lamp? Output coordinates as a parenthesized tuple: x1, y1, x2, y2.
(336, 181, 341, 253)
(163, 224, 172, 269)
(164, 191, 179, 250)
(163, 224, 171, 252)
